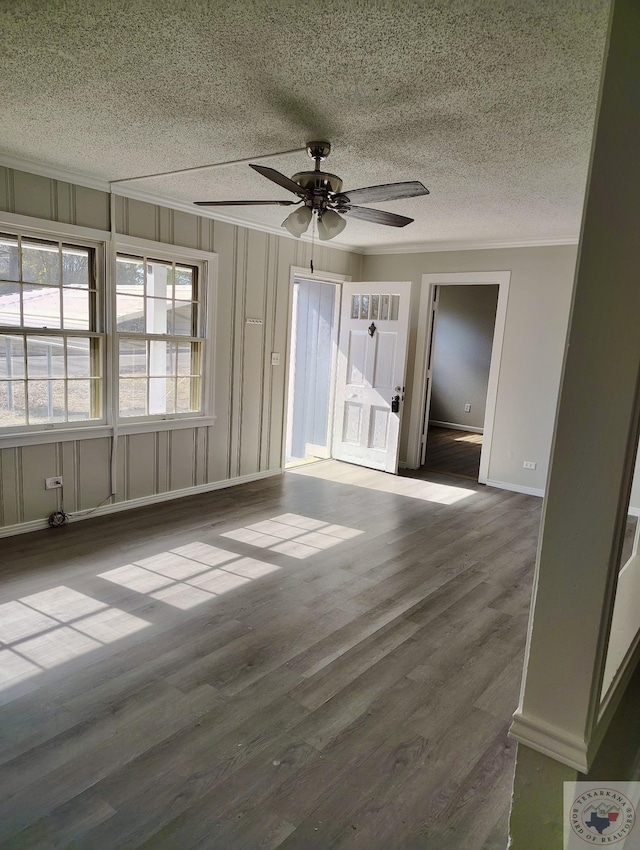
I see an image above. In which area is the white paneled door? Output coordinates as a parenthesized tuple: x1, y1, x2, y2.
(332, 281, 412, 473)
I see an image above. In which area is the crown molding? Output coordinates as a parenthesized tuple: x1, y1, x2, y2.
(359, 236, 580, 255)
(0, 151, 110, 192)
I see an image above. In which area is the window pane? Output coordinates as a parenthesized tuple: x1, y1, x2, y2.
(176, 342, 194, 376)
(117, 294, 144, 332)
(0, 236, 19, 281)
(149, 340, 172, 376)
(119, 338, 147, 376)
(174, 266, 193, 301)
(0, 335, 25, 378)
(0, 282, 22, 325)
(371, 294, 380, 320)
(146, 261, 173, 299)
(360, 294, 370, 320)
(67, 380, 97, 421)
(145, 298, 171, 335)
(119, 378, 148, 417)
(22, 284, 61, 328)
(63, 288, 90, 330)
(150, 376, 175, 415)
(62, 246, 90, 288)
(67, 337, 92, 377)
(170, 302, 193, 336)
(0, 380, 26, 426)
(22, 239, 60, 286)
(27, 336, 65, 378)
(351, 295, 360, 319)
(28, 379, 66, 423)
(177, 376, 198, 413)
(116, 257, 144, 293)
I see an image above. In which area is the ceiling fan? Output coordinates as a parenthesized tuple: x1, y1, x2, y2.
(194, 141, 429, 241)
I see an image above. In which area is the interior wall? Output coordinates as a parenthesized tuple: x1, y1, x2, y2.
(362, 245, 578, 492)
(0, 167, 362, 532)
(429, 284, 499, 430)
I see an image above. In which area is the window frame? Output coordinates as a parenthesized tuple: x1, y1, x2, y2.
(0, 225, 106, 435)
(113, 236, 216, 429)
(0, 217, 217, 444)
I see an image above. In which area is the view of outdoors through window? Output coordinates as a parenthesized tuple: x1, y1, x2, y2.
(116, 255, 202, 417)
(0, 234, 101, 427)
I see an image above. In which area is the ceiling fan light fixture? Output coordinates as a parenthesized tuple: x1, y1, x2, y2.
(317, 209, 347, 241)
(282, 205, 312, 237)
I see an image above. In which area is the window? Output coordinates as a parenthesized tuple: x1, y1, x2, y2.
(116, 254, 204, 419)
(0, 232, 102, 429)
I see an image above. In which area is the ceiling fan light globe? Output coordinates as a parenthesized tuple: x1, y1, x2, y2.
(282, 205, 312, 237)
(317, 209, 347, 241)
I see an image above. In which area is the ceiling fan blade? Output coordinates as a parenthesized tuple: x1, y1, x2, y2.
(338, 180, 429, 205)
(249, 164, 310, 198)
(341, 205, 414, 227)
(194, 199, 298, 207)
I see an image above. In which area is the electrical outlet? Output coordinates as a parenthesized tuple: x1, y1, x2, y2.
(271, 352, 280, 366)
(464, 403, 471, 412)
(523, 461, 536, 470)
(45, 476, 63, 489)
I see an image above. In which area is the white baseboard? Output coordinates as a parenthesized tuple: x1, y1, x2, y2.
(485, 478, 545, 498)
(509, 710, 588, 773)
(429, 420, 484, 434)
(0, 469, 282, 538)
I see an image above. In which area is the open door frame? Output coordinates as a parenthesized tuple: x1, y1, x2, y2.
(406, 270, 511, 482)
(281, 265, 351, 471)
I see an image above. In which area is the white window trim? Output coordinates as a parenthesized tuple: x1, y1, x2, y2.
(113, 236, 217, 425)
(0, 217, 218, 441)
(0, 226, 108, 435)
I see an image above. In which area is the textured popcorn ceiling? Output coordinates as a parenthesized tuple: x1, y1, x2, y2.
(0, 0, 610, 250)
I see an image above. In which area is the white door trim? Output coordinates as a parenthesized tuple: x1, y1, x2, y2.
(407, 271, 511, 483)
(281, 266, 350, 471)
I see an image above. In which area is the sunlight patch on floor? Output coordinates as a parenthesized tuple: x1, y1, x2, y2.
(289, 461, 476, 505)
(0, 587, 148, 692)
(221, 513, 363, 559)
(99, 542, 281, 609)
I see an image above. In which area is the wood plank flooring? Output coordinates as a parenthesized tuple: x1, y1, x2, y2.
(0, 461, 541, 849)
(423, 425, 483, 479)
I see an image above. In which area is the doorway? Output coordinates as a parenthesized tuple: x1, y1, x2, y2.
(284, 277, 340, 468)
(422, 283, 499, 480)
(407, 271, 511, 482)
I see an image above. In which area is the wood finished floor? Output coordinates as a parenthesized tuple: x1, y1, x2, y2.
(0, 461, 541, 849)
(423, 426, 483, 480)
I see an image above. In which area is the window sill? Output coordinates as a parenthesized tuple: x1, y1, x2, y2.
(0, 417, 216, 448)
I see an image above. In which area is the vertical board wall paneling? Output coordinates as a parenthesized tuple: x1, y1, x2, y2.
(21, 442, 59, 522)
(168, 427, 196, 491)
(240, 230, 269, 477)
(210, 220, 236, 483)
(269, 237, 298, 470)
(0, 167, 363, 531)
(126, 433, 157, 501)
(77, 438, 111, 510)
(0, 448, 21, 526)
(155, 431, 170, 494)
(230, 226, 248, 479)
(260, 235, 279, 472)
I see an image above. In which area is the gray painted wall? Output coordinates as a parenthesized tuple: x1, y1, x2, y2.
(0, 167, 362, 532)
(362, 244, 578, 491)
(429, 284, 498, 430)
